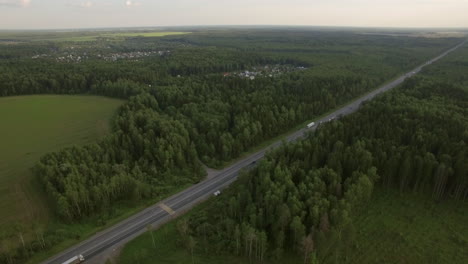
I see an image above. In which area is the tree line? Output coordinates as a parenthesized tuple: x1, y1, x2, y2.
(35, 93, 206, 221)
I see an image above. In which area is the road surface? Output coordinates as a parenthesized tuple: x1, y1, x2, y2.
(43, 40, 466, 264)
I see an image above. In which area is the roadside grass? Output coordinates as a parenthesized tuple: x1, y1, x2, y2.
(0, 95, 123, 259)
(345, 189, 468, 264)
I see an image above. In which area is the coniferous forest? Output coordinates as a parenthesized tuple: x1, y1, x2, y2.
(0, 29, 466, 264)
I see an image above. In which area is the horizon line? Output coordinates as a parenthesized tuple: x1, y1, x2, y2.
(1, 24, 468, 32)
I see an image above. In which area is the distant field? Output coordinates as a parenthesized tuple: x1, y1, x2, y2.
(360, 31, 467, 38)
(0, 95, 123, 238)
(102, 32, 190, 38)
(54, 31, 190, 42)
(0, 31, 190, 42)
(50, 35, 99, 42)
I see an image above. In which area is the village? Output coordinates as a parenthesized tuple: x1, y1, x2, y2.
(31, 49, 170, 63)
(223, 64, 307, 80)
(101, 50, 170, 62)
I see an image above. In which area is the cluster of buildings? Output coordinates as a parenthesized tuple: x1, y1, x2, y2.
(223, 64, 307, 80)
(31, 54, 48, 59)
(31, 50, 171, 63)
(101, 50, 170, 62)
(30, 53, 86, 63)
(55, 54, 87, 63)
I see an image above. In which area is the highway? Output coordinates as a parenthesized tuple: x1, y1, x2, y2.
(42, 40, 466, 264)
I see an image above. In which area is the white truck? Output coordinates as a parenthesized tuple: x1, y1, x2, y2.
(62, 255, 85, 264)
(306, 122, 315, 128)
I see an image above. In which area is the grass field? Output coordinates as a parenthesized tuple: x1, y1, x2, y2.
(118, 189, 468, 264)
(0, 31, 190, 42)
(0, 95, 123, 242)
(345, 189, 468, 264)
(102, 32, 189, 38)
(53, 31, 190, 42)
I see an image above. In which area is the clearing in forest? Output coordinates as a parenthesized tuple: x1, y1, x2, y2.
(347, 190, 468, 264)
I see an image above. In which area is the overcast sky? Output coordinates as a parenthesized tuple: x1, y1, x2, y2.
(0, 0, 467, 30)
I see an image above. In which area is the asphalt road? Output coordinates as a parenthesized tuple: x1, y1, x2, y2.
(43, 40, 466, 264)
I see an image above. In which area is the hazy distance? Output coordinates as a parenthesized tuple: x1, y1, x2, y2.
(0, 0, 467, 30)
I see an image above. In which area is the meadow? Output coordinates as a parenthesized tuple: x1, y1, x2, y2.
(52, 31, 190, 42)
(102, 31, 190, 38)
(344, 190, 468, 264)
(0, 95, 123, 249)
(0, 31, 190, 42)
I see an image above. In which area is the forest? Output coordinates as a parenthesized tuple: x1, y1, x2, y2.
(0, 29, 464, 263)
(162, 45, 468, 263)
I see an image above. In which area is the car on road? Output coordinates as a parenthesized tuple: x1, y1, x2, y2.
(213, 190, 221, 196)
(62, 254, 85, 264)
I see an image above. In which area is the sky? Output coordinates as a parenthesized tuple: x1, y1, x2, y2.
(0, 0, 467, 30)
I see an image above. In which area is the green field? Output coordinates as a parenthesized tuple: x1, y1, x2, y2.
(0, 95, 123, 240)
(102, 32, 190, 38)
(118, 190, 468, 264)
(345, 190, 468, 264)
(0, 31, 190, 42)
(55, 31, 190, 42)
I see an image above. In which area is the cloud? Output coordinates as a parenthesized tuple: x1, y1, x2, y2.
(125, 0, 141, 7)
(0, 0, 31, 7)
